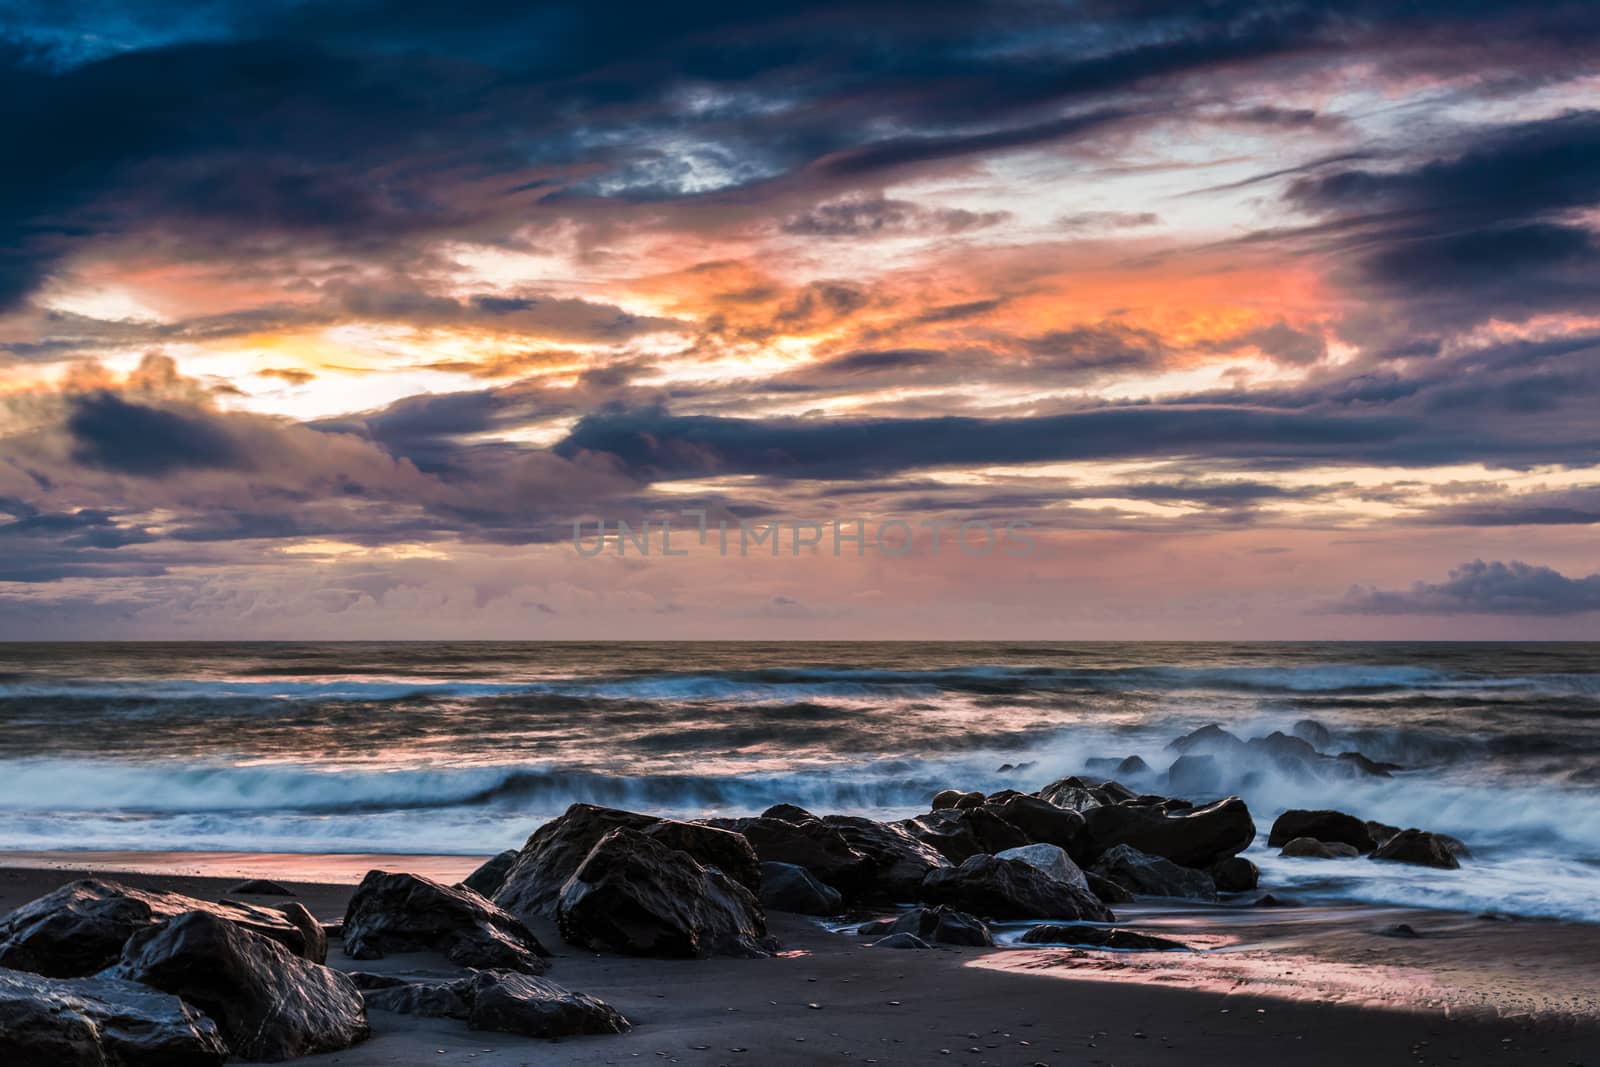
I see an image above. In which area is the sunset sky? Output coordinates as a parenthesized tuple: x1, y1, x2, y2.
(3, 1, 1600, 639)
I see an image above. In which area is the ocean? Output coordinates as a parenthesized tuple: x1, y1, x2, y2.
(1, 642, 1596, 920)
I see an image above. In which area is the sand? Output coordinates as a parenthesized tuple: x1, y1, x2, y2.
(2, 855, 1596, 1066)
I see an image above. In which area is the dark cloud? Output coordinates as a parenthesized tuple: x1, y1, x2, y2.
(782, 196, 1010, 237)
(66, 393, 249, 477)
(1331, 560, 1600, 615)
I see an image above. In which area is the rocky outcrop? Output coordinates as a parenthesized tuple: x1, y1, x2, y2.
(0, 879, 325, 977)
(1280, 837, 1360, 859)
(758, 862, 843, 915)
(1080, 796, 1254, 868)
(557, 828, 777, 958)
(920, 855, 1113, 921)
(0, 966, 228, 1067)
(1091, 844, 1218, 900)
(365, 970, 629, 1038)
(897, 807, 1029, 864)
(342, 870, 550, 974)
(1370, 829, 1461, 869)
(1268, 809, 1378, 852)
(994, 844, 1089, 893)
(111, 911, 368, 1062)
(821, 815, 950, 901)
(1018, 925, 1188, 951)
(460, 850, 519, 898)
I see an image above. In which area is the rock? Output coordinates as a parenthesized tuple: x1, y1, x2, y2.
(1280, 837, 1360, 859)
(1035, 776, 1111, 812)
(1086, 756, 1152, 778)
(1252, 893, 1301, 907)
(1091, 844, 1218, 901)
(110, 911, 368, 1062)
(871, 932, 931, 949)
(855, 918, 896, 937)
(227, 879, 294, 897)
(1292, 719, 1333, 749)
(931, 790, 985, 810)
(714, 815, 872, 895)
(920, 855, 1113, 922)
(644, 820, 762, 893)
(1210, 856, 1260, 892)
(761, 803, 818, 824)
(0, 878, 325, 977)
(364, 969, 631, 1037)
(0, 966, 228, 1067)
(273, 902, 328, 968)
(994, 844, 1090, 893)
(1436, 833, 1472, 859)
(1165, 754, 1223, 796)
(897, 807, 1029, 864)
(822, 815, 950, 900)
(1085, 871, 1135, 905)
(460, 850, 519, 898)
(1081, 795, 1255, 869)
(1337, 751, 1399, 777)
(1379, 923, 1421, 939)
(1366, 820, 1402, 847)
(984, 795, 1087, 856)
(557, 828, 776, 958)
(1165, 724, 1249, 757)
(884, 905, 993, 947)
(759, 862, 843, 915)
(342, 870, 550, 974)
(1249, 731, 1321, 766)
(1018, 925, 1189, 951)
(1370, 829, 1461, 869)
(1268, 809, 1378, 852)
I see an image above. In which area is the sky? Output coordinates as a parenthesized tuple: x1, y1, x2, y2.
(2, 0, 1600, 639)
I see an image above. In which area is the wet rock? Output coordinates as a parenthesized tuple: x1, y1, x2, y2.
(1165, 754, 1223, 796)
(1365, 820, 1402, 847)
(557, 828, 777, 958)
(227, 879, 294, 897)
(1251, 893, 1301, 907)
(0, 878, 325, 977)
(1437, 833, 1471, 859)
(1033, 776, 1105, 812)
(644, 819, 762, 893)
(1337, 752, 1400, 777)
(1268, 809, 1378, 852)
(931, 790, 986, 810)
(1091, 844, 1218, 901)
(884, 905, 993, 947)
(856, 918, 896, 937)
(460, 850, 520, 898)
(1210, 856, 1260, 893)
(994, 844, 1090, 894)
(822, 815, 950, 901)
(363, 968, 632, 1037)
(1250, 731, 1322, 766)
(363, 976, 474, 1018)
(898, 807, 1029, 864)
(1086, 756, 1152, 778)
(1280, 837, 1360, 859)
(1085, 871, 1135, 905)
(1370, 829, 1461, 870)
(761, 803, 819, 824)
(872, 933, 931, 949)
(1292, 719, 1333, 749)
(759, 862, 843, 915)
(0, 966, 228, 1067)
(1018, 925, 1189, 951)
(273, 902, 328, 968)
(920, 855, 1113, 922)
(111, 911, 368, 1062)
(1081, 795, 1255, 869)
(1165, 724, 1249, 758)
(343, 870, 550, 974)
(984, 795, 1088, 857)
(715, 815, 872, 895)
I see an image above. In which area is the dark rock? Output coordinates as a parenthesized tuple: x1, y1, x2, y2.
(884, 905, 993, 947)
(1165, 724, 1249, 757)
(111, 911, 368, 1062)
(1091, 844, 1218, 901)
(920, 855, 1113, 922)
(346, 971, 408, 991)
(984, 795, 1087, 856)
(1117, 755, 1152, 776)
(855, 919, 896, 937)
(1379, 923, 1421, 939)
(715, 815, 872, 894)
(994, 844, 1089, 892)
(1210, 856, 1260, 893)
(1292, 719, 1333, 749)
(821, 815, 949, 901)
(557, 828, 776, 959)
(1018, 925, 1189, 951)
(343, 870, 550, 974)
(1081, 795, 1255, 869)
(983, 788, 1029, 804)
(1085, 871, 1135, 905)
(1365, 820, 1402, 847)
(1250, 731, 1321, 765)
(0, 966, 228, 1067)
(643, 819, 762, 893)
(495, 804, 657, 921)
(1280, 837, 1360, 859)
(872, 932, 931, 949)
(1251, 893, 1301, 908)
(897, 807, 1029, 864)
(0, 878, 325, 978)
(362, 970, 630, 1038)
(759, 862, 843, 915)
(227, 879, 294, 897)
(1337, 751, 1398, 777)
(1165, 754, 1223, 795)
(1087, 756, 1154, 778)
(1436, 833, 1471, 859)
(460, 850, 519, 898)
(363, 977, 474, 1019)
(1033, 776, 1103, 811)
(760, 803, 818, 824)
(273, 902, 328, 968)
(1370, 829, 1461, 869)
(1268, 809, 1378, 852)
(931, 789, 985, 810)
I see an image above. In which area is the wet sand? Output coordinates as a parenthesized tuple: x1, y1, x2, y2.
(4, 854, 1598, 1065)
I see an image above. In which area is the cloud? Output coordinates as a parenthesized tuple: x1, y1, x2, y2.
(1330, 560, 1600, 615)
(66, 393, 250, 476)
(782, 196, 1010, 237)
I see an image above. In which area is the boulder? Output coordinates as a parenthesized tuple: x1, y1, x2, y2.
(994, 844, 1090, 893)
(920, 855, 1113, 922)
(644, 820, 762, 893)
(1337, 751, 1399, 777)
(984, 795, 1088, 856)
(1370, 829, 1461, 870)
(855, 918, 895, 937)
(227, 880, 294, 897)
(1085, 871, 1135, 905)
(1091, 845, 1218, 901)
(1268, 809, 1378, 852)
(1165, 754, 1223, 796)
(1035, 776, 1110, 811)
(273, 902, 328, 968)
(111, 911, 368, 1062)
(1165, 724, 1248, 757)
(342, 871, 550, 974)
(557, 828, 776, 958)
(931, 790, 985, 810)
(1280, 837, 1360, 859)
(0, 878, 325, 978)
(1365, 820, 1402, 847)
(760, 803, 819, 824)
(872, 932, 931, 949)
(0, 966, 228, 1067)
(1292, 719, 1333, 749)
(1210, 856, 1260, 893)
(1080, 795, 1255, 869)
(1018, 925, 1188, 951)
(460, 850, 519, 898)
(897, 807, 1029, 864)
(713, 816, 872, 894)
(883, 905, 993, 947)
(759, 862, 843, 916)
(1085, 756, 1151, 778)
(821, 815, 950, 900)
(363, 977, 474, 1019)
(362, 968, 631, 1038)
